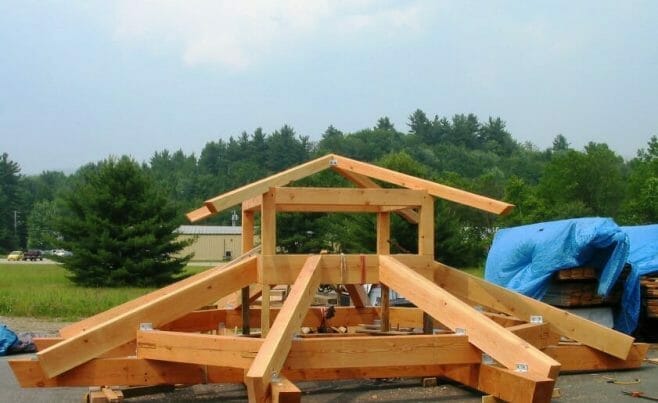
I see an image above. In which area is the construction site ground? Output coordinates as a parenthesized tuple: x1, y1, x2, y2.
(2, 316, 657, 402)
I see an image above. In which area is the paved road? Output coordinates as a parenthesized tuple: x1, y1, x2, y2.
(2, 348, 657, 402)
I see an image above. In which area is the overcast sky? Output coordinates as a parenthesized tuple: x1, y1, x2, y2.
(1, 1, 657, 175)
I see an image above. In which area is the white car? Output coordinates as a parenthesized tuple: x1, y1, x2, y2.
(53, 249, 73, 257)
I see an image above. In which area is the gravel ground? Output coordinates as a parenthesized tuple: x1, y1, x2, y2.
(0, 315, 71, 336)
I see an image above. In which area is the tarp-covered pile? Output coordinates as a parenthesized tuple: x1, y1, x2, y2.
(485, 218, 635, 332)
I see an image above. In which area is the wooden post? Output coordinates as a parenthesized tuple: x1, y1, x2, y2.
(241, 209, 255, 336)
(261, 285, 270, 337)
(260, 189, 276, 337)
(377, 212, 391, 332)
(418, 194, 434, 257)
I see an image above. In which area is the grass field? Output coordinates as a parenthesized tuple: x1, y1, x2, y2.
(0, 263, 211, 321)
(0, 262, 485, 321)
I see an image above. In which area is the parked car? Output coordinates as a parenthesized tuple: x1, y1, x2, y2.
(23, 250, 43, 261)
(7, 251, 24, 261)
(53, 249, 73, 257)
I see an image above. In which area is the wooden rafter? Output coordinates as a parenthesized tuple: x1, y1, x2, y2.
(37, 256, 258, 378)
(197, 154, 336, 219)
(245, 255, 323, 402)
(433, 261, 634, 359)
(332, 154, 514, 215)
(332, 166, 419, 223)
(379, 256, 561, 379)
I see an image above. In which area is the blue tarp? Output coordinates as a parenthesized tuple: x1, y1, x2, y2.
(485, 217, 632, 332)
(0, 324, 18, 356)
(619, 225, 658, 332)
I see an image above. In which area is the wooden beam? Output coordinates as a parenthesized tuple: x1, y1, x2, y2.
(11, 356, 475, 388)
(137, 331, 262, 369)
(273, 187, 426, 207)
(58, 266, 217, 338)
(507, 323, 561, 350)
(9, 357, 244, 387)
(261, 188, 276, 255)
(418, 194, 434, 257)
(261, 284, 271, 337)
(271, 375, 301, 403)
(276, 204, 384, 213)
(377, 213, 391, 255)
(245, 255, 323, 402)
(242, 209, 255, 336)
(332, 166, 419, 223)
(259, 254, 434, 285)
(542, 343, 649, 373)
(379, 256, 561, 379)
(134, 332, 481, 372)
(449, 364, 555, 403)
(344, 284, 369, 308)
(58, 246, 262, 338)
(32, 338, 137, 358)
(284, 334, 480, 369)
(377, 212, 391, 332)
(332, 154, 514, 215)
(203, 154, 335, 214)
(242, 195, 263, 212)
(162, 306, 380, 333)
(186, 205, 214, 223)
(37, 256, 258, 378)
(433, 261, 634, 360)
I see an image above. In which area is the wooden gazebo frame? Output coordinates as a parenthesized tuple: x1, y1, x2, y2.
(9, 154, 647, 402)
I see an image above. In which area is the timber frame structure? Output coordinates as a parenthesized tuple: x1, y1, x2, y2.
(9, 154, 648, 403)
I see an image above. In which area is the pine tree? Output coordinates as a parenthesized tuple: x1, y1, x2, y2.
(54, 156, 191, 287)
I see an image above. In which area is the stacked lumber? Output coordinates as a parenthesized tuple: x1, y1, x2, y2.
(542, 266, 626, 308)
(640, 275, 658, 319)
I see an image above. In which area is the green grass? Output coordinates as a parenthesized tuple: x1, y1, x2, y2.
(0, 261, 479, 321)
(0, 263, 212, 321)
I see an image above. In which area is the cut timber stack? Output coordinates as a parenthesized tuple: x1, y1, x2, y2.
(641, 275, 658, 319)
(7, 154, 649, 403)
(637, 274, 658, 343)
(543, 266, 626, 308)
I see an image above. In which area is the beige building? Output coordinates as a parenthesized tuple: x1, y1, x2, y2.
(176, 225, 242, 262)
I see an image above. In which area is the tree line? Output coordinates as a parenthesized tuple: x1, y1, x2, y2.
(1, 109, 657, 283)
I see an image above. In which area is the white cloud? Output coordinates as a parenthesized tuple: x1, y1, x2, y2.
(112, 0, 426, 70)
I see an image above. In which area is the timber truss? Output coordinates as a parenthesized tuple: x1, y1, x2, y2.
(9, 154, 648, 403)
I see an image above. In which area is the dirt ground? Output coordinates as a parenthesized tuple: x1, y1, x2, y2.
(2, 316, 658, 402)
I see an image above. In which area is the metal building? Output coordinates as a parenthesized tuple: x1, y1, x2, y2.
(176, 225, 242, 262)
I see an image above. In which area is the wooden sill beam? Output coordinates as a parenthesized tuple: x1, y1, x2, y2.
(133, 332, 481, 370)
(542, 343, 649, 373)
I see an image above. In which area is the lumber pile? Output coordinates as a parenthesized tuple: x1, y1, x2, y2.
(543, 266, 627, 308)
(641, 275, 658, 319)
